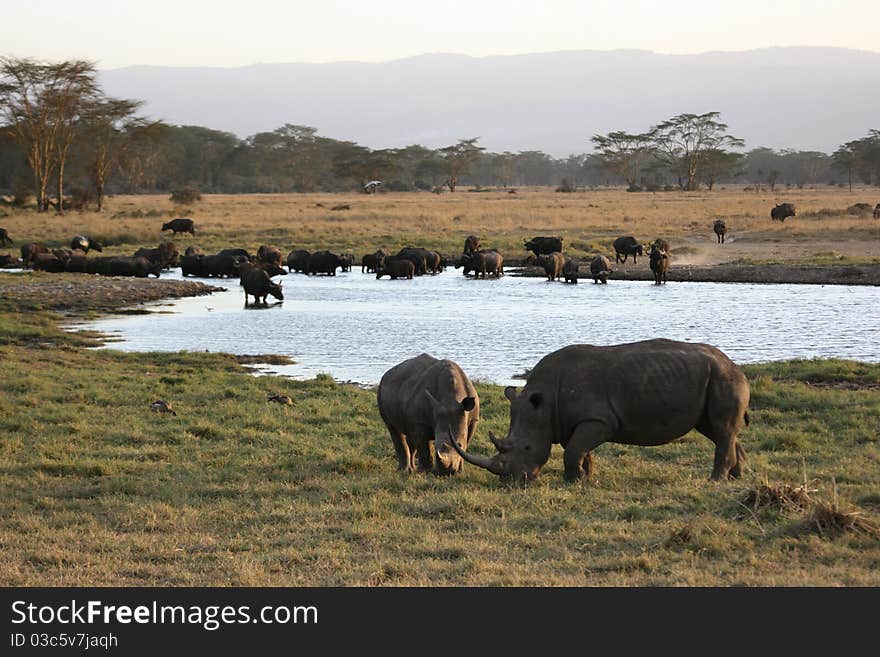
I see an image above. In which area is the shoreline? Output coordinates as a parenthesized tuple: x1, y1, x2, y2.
(510, 262, 880, 286)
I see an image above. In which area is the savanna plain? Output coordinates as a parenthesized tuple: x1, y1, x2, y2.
(0, 186, 879, 585)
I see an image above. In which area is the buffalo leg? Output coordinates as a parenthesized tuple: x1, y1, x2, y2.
(563, 420, 611, 482)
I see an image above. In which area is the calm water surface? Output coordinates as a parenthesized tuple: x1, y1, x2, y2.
(81, 269, 880, 386)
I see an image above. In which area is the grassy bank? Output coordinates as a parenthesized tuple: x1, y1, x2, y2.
(0, 284, 877, 585)
(2, 187, 879, 268)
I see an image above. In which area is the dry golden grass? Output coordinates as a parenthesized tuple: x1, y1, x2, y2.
(2, 185, 879, 265)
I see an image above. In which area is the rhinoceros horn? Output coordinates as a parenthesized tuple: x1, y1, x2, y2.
(489, 430, 512, 453)
(447, 427, 506, 475)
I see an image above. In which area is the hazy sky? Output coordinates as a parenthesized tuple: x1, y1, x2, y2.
(6, 0, 879, 68)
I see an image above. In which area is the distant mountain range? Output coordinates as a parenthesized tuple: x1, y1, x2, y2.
(99, 47, 880, 156)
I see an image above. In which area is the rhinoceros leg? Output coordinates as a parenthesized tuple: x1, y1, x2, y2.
(563, 420, 612, 482)
(387, 426, 412, 472)
(411, 429, 434, 472)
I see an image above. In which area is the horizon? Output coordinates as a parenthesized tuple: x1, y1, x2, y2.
(5, 0, 879, 68)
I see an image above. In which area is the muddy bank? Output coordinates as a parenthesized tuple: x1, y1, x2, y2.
(512, 263, 880, 286)
(0, 272, 225, 313)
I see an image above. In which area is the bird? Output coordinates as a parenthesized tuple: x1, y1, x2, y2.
(268, 394, 293, 406)
(150, 399, 177, 416)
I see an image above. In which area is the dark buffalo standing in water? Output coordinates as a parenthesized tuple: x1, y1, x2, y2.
(88, 256, 162, 278)
(240, 262, 283, 306)
(180, 254, 205, 277)
(395, 247, 431, 276)
(70, 235, 103, 253)
(650, 238, 670, 255)
(20, 243, 48, 267)
(457, 250, 503, 279)
(463, 235, 481, 256)
(257, 244, 283, 267)
(451, 339, 750, 483)
(524, 236, 563, 258)
(649, 248, 669, 285)
(562, 258, 579, 284)
(376, 257, 415, 280)
(184, 245, 204, 257)
(377, 353, 480, 475)
(589, 255, 612, 284)
(287, 250, 311, 273)
(338, 253, 355, 272)
(770, 203, 796, 222)
(307, 250, 344, 275)
(161, 218, 195, 236)
(202, 253, 243, 277)
(613, 236, 644, 264)
(217, 248, 252, 261)
(0, 228, 13, 246)
(361, 250, 386, 273)
(713, 219, 727, 243)
(537, 252, 564, 281)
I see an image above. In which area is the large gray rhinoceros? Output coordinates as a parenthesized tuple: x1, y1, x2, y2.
(451, 339, 749, 483)
(377, 354, 480, 475)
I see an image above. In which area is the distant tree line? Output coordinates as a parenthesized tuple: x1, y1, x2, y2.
(1, 57, 878, 211)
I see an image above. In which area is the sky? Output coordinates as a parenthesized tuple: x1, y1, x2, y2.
(5, 0, 880, 68)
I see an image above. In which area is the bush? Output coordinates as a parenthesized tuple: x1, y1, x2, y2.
(626, 184, 642, 192)
(847, 203, 873, 216)
(169, 188, 202, 205)
(413, 179, 432, 191)
(385, 180, 411, 192)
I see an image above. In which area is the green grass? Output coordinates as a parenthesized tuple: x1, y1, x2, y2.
(0, 302, 878, 585)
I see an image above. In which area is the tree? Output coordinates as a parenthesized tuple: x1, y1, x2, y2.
(0, 58, 99, 211)
(590, 131, 654, 189)
(699, 149, 743, 189)
(438, 137, 484, 191)
(78, 97, 158, 210)
(650, 112, 744, 191)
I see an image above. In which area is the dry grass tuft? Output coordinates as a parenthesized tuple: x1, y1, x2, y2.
(741, 479, 815, 513)
(806, 479, 880, 540)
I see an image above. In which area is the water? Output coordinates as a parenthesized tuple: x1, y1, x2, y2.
(80, 269, 880, 386)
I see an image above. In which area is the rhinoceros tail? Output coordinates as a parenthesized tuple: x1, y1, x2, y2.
(743, 411, 750, 427)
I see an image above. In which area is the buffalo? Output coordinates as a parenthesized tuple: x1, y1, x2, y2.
(20, 243, 48, 267)
(339, 253, 355, 272)
(713, 219, 727, 244)
(134, 243, 179, 269)
(240, 262, 283, 306)
(161, 218, 195, 236)
(180, 254, 205, 277)
(0, 254, 22, 268)
(32, 253, 66, 272)
(376, 257, 415, 280)
(771, 203, 796, 222)
(589, 255, 612, 284)
(361, 251, 385, 273)
(649, 248, 669, 285)
(537, 252, 564, 281)
(0, 228, 13, 246)
(457, 250, 503, 279)
(184, 245, 204, 257)
(287, 250, 311, 274)
(524, 236, 563, 257)
(451, 339, 750, 483)
(70, 235, 103, 253)
(650, 238, 670, 255)
(613, 236, 644, 264)
(217, 248, 252, 261)
(201, 253, 243, 278)
(257, 245, 283, 267)
(463, 235, 481, 256)
(88, 256, 162, 278)
(396, 247, 431, 276)
(562, 258, 579, 284)
(377, 354, 480, 474)
(307, 250, 344, 276)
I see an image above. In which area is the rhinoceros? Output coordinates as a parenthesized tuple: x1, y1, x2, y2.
(377, 354, 480, 475)
(451, 339, 749, 483)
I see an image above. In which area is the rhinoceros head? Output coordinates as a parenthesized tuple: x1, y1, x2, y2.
(450, 385, 552, 481)
(425, 389, 477, 475)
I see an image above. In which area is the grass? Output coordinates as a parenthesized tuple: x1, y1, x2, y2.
(1, 186, 879, 266)
(0, 290, 878, 585)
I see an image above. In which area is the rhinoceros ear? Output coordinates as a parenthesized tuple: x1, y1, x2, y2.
(461, 396, 476, 412)
(504, 386, 518, 402)
(528, 392, 543, 408)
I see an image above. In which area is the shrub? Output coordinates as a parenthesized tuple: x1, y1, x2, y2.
(169, 188, 202, 205)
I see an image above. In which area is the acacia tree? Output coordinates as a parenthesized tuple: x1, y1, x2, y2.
(651, 112, 744, 191)
(78, 97, 158, 210)
(590, 131, 655, 188)
(439, 137, 485, 191)
(0, 57, 100, 212)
